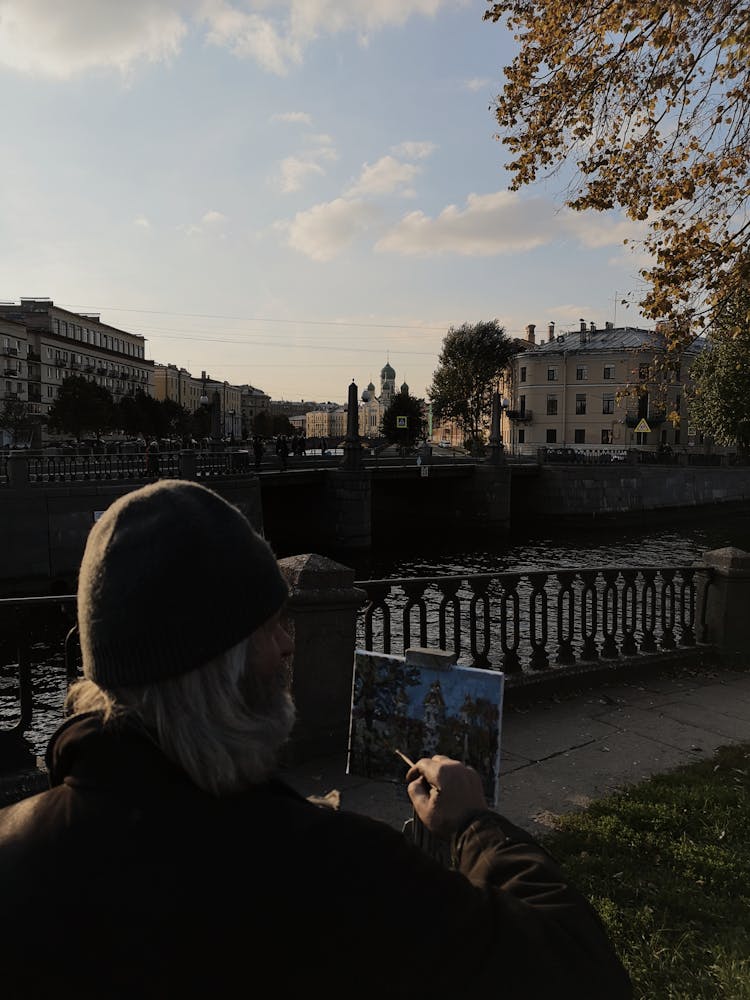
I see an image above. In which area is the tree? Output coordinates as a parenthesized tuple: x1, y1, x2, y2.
(0, 396, 31, 446)
(428, 320, 519, 443)
(47, 375, 114, 441)
(485, 0, 750, 331)
(381, 390, 425, 450)
(687, 289, 750, 453)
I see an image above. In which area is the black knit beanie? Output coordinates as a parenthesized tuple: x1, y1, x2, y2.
(77, 479, 289, 689)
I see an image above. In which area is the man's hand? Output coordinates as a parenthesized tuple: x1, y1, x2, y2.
(406, 755, 487, 840)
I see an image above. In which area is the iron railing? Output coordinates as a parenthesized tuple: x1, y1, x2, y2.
(355, 564, 713, 677)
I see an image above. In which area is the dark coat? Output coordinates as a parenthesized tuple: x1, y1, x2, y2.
(0, 714, 631, 999)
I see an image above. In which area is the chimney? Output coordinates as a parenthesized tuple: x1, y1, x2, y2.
(589, 321, 596, 334)
(525, 323, 536, 345)
(579, 319, 587, 345)
(579, 318, 586, 333)
(547, 321, 555, 342)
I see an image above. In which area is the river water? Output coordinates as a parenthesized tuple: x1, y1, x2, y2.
(354, 504, 750, 581)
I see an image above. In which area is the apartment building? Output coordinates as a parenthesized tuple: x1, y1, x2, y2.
(502, 319, 704, 455)
(153, 364, 244, 440)
(0, 298, 152, 433)
(305, 405, 347, 441)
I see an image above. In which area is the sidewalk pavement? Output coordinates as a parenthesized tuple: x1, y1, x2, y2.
(283, 664, 750, 839)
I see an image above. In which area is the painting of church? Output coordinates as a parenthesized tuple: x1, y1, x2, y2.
(347, 649, 504, 806)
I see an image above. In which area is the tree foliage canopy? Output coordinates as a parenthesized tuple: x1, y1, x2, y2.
(688, 289, 750, 449)
(48, 375, 114, 440)
(381, 391, 425, 449)
(428, 320, 519, 440)
(485, 0, 750, 328)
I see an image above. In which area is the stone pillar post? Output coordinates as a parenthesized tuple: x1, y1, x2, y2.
(7, 451, 30, 489)
(696, 547, 750, 659)
(277, 553, 367, 764)
(179, 449, 197, 481)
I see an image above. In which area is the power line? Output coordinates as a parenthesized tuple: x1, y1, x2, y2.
(59, 302, 451, 333)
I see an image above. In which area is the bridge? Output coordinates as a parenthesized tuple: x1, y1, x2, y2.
(0, 447, 512, 595)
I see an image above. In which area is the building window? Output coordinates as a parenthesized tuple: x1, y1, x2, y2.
(635, 431, 648, 445)
(575, 394, 586, 415)
(576, 366, 587, 381)
(520, 366, 527, 382)
(546, 395, 558, 416)
(574, 429, 585, 444)
(602, 393, 615, 414)
(603, 364, 615, 380)
(519, 394, 526, 416)
(546, 429, 557, 444)
(601, 429, 611, 444)
(518, 429, 525, 444)
(639, 363, 650, 381)
(547, 367, 558, 381)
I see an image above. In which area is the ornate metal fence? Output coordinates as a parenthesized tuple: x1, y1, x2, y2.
(355, 564, 712, 676)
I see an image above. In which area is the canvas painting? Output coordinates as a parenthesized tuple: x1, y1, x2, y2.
(347, 648, 504, 807)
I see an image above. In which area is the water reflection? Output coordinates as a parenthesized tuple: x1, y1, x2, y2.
(356, 506, 750, 580)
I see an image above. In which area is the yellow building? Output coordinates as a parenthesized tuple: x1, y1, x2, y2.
(501, 320, 703, 456)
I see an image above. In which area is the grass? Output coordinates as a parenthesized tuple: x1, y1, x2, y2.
(540, 741, 750, 999)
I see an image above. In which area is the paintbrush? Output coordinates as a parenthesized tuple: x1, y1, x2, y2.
(394, 748, 415, 768)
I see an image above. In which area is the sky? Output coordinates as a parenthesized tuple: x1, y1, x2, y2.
(0, 0, 653, 404)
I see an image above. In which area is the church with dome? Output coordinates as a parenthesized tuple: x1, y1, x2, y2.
(358, 359, 409, 439)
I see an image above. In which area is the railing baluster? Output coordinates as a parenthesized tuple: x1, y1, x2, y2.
(499, 575, 521, 673)
(527, 572, 549, 670)
(601, 569, 620, 659)
(678, 569, 696, 645)
(467, 576, 492, 669)
(640, 570, 658, 652)
(555, 571, 576, 665)
(403, 582, 429, 654)
(436, 580, 461, 661)
(579, 570, 599, 660)
(659, 569, 677, 649)
(620, 569, 639, 656)
(362, 584, 391, 654)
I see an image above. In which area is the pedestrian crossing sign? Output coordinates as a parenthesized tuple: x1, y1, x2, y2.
(634, 419, 651, 433)
(396, 416, 408, 428)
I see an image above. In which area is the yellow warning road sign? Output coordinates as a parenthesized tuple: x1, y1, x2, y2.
(634, 419, 651, 433)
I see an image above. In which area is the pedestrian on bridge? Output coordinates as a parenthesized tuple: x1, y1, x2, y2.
(0, 479, 631, 1000)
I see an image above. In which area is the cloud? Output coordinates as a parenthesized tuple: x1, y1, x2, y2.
(277, 197, 379, 261)
(271, 111, 313, 126)
(376, 190, 648, 257)
(276, 137, 337, 193)
(376, 191, 553, 256)
(390, 141, 437, 160)
(346, 156, 421, 197)
(0, 1, 455, 78)
(179, 208, 227, 236)
(133, 215, 151, 229)
(279, 156, 325, 193)
(0, 0, 188, 79)
(464, 76, 491, 92)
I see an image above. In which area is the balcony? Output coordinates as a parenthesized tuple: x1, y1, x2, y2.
(4, 368, 18, 377)
(27, 349, 40, 362)
(506, 409, 533, 423)
(70, 360, 81, 370)
(3, 390, 19, 400)
(96, 367, 107, 376)
(2, 346, 18, 357)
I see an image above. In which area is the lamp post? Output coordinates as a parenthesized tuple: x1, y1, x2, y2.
(487, 389, 510, 466)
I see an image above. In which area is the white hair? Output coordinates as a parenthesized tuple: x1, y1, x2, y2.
(65, 629, 296, 796)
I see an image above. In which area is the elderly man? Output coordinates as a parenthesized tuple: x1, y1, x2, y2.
(0, 479, 631, 999)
